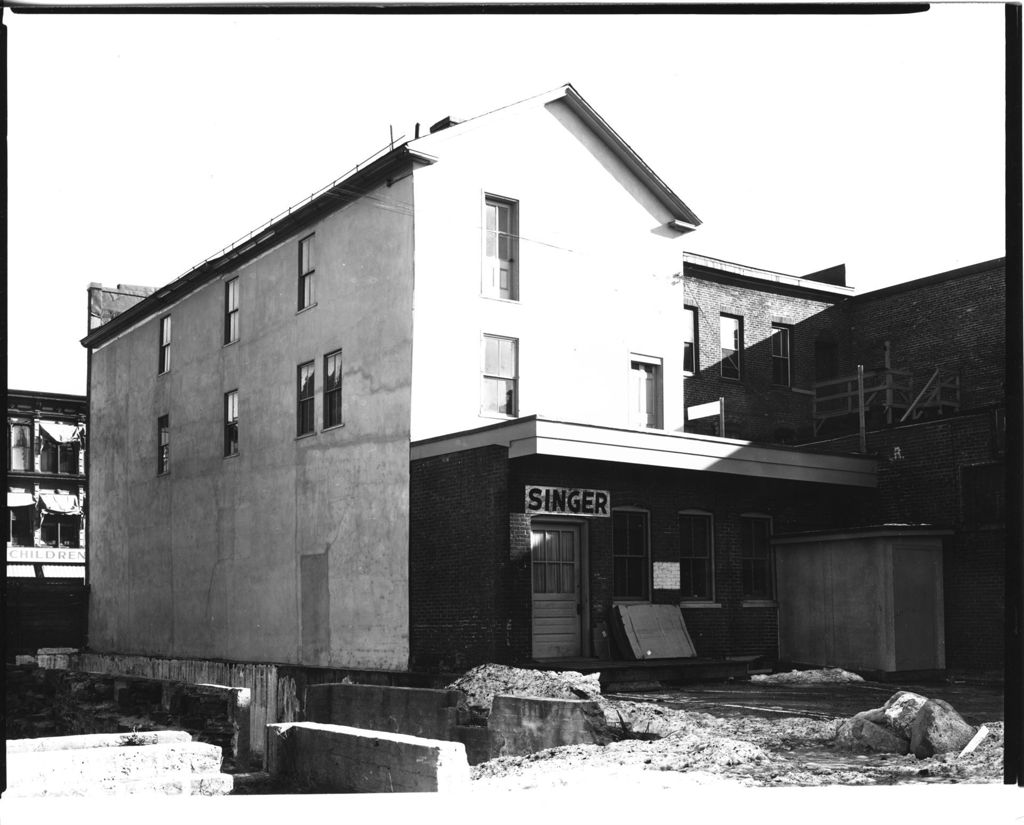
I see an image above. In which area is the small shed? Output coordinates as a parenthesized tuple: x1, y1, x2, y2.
(773, 525, 950, 676)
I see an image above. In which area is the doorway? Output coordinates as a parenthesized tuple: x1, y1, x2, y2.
(530, 522, 584, 659)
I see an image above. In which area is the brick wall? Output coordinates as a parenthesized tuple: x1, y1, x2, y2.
(508, 455, 875, 661)
(680, 265, 846, 443)
(409, 445, 511, 672)
(844, 260, 1006, 411)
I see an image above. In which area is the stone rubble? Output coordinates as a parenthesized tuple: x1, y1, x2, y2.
(836, 690, 977, 758)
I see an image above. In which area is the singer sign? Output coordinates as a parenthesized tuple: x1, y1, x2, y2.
(525, 485, 611, 518)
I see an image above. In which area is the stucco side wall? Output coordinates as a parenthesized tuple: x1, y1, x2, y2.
(409, 99, 689, 441)
(88, 177, 414, 670)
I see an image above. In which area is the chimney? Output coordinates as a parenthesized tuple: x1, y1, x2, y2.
(429, 116, 461, 134)
(803, 264, 846, 287)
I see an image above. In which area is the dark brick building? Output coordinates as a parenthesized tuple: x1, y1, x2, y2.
(409, 255, 1006, 675)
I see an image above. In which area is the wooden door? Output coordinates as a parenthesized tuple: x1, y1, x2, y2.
(531, 523, 582, 659)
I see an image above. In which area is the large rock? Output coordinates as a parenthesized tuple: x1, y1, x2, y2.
(835, 716, 909, 755)
(909, 698, 976, 758)
(883, 691, 929, 739)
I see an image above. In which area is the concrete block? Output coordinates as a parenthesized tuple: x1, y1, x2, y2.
(304, 683, 465, 741)
(6, 741, 223, 787)
(266, 722, 469, 793)
(487, 695, 606, 757)
(6, 730, 193, 754)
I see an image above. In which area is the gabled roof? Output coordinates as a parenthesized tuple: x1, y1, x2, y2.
(409, 83, 701, 230)
(82, 84, 700, 349)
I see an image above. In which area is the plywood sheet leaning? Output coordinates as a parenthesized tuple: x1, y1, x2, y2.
(613, 604, 697, 659)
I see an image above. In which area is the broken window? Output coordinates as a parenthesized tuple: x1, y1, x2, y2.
(324, 349, 343, 429)
(613, 509, 649, 600)
(297, 362, 315, 437)
(8, 422, 32, 472)
(224, 390, 239, 457)
(720, 314, 742, 380)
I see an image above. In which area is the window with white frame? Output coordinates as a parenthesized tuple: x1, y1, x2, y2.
(483, 196, 518, 300)
(683, 306, 699, 375)
(719, 314, 742, 380)
(224, 390, 239, 457)
(224, 277, 239, 344)
(613, 509, 649, 600)
(741, 515, 774, 599)
(679, 511, 714, 600)
(481, 335, 518, 417)
(159, 315, 172, 374)
(298, 234, 315, 310)
(771, 324, 791, 386)
(630, 355, 662, 429)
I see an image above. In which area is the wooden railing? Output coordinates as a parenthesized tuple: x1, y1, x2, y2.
(812, 367, 959, 436)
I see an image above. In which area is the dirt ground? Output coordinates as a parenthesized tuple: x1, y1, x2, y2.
(461, 666, 1004, 790)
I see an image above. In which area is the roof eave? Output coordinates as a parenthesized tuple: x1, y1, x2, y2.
(81, 146, 435, 350)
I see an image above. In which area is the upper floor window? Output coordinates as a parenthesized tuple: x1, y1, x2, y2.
(159, 315, 172, 374)
(7, 504, 34, 546)
(482, 334, 518, 417)
(297, 362, 315, 437)
(741, 516, 774, 600)
(483, 196, 518, 301)
(771, 324, 791, 387)
(683, 306, 699, 375)
(629, 355, 662, 429)
(38, 423, 81, 475)
(613, 509, 649, 601)
(679, 511, 714, 601)
(719, 314, 742, 380)
(8, 422, 32, 472)
(298, 234, 315, 310)
(224, 390, 239, 457)
(224, 277, 239, 344)
(157, 415, 170, 475)
(324, 349, 343, 429)
(41, 515, 80, 549)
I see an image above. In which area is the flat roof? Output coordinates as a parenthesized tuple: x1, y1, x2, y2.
(411, 416, 877, 488)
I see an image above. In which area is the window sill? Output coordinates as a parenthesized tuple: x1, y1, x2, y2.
(612, 598, 651, 606)
(742, 599, 777, 608)
(223, 452, 240, 460)
(296, 302, 318, 316)
(680, 601, 721, 609)
(295, 432, 316, 441)
(158, 370, 170, 377)
(322, 422, 346, 433)
(223, 339, 238, 348)
(480, 294, 521, 305)
(719, 376, 742, 383)
(157, 471, 170, 478)
(479, 412, 518, 421)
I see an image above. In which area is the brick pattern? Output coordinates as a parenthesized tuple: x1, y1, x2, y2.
(409, 445, 511, 672)
(680, 267, 846, 443)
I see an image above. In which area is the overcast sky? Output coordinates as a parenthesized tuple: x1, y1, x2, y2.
(5, 5, 1007, 395)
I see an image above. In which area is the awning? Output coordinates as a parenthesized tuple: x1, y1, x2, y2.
(7, 493, 36, 508)
(39, 494, 82, 515)
(39, 422, 82, 443)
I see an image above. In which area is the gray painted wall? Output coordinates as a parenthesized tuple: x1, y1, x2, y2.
(88, 177, 414, 669)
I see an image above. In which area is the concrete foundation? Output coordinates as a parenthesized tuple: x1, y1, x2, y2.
(265, 722, 470, 793)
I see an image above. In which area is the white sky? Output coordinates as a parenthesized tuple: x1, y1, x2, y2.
(5, 5, 1007, 395)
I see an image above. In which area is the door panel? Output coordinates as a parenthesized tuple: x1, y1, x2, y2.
(531, 524, 581, 659)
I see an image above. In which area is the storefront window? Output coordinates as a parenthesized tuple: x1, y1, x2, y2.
(40, 515, 80, 548)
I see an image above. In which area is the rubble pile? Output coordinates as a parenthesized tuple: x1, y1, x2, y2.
(751, 668, 865, 685)
(836, 690, 978, 758)
(447, 664, 603, 716)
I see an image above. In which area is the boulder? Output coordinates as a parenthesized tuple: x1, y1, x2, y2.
(909, 698, 976, 759)
(883, 691, 929, 739)
(835, 716, 909, 755)
(852, 706, 887, 726)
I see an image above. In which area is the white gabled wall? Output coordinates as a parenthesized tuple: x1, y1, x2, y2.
(409, 97, 689, 441)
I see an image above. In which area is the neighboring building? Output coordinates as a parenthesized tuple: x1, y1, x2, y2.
(5, 390, 89, 658)
(6, 390, 88, 579)
(80, 84, 1005, 679)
